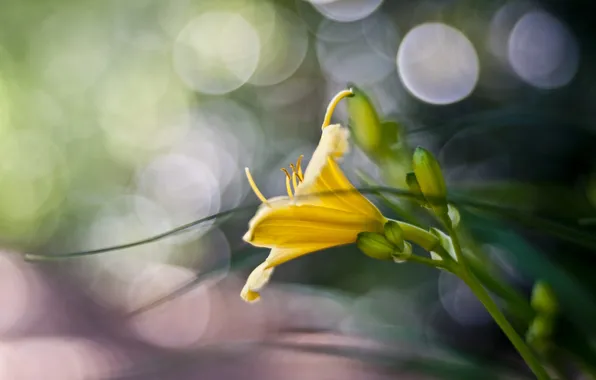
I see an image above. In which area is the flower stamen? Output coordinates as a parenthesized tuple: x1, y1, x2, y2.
(281, 168, 294, 199)
(296, 155, 304, 180)
(321, 88, 354, 129)
(292, 171, 299, 193)
(245, 167, 269, 205)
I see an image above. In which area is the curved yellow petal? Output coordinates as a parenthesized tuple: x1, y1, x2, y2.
(265, 243, 339, 268)
(243, 204, 385, 248)
(240, 262, 274, 303)
(297, 157, 383, 218)
(295, 124, 383, 219)
(240, 243, 336, 302)
(302, 124, 349, 182)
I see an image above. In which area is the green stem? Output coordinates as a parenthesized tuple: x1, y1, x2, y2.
(449, 229, 551, 380)
(407, 254, 451, 270)
(466, 258, 535, 323)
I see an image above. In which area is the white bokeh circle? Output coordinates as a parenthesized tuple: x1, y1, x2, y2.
(174, 12, 261, 94)
(312, 0, 384, 23)
(508, 10, 579, 89)
(397, 23, 480, 105)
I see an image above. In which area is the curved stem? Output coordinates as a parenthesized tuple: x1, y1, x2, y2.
(449, 229, 551, 380)
(407, 254, 451, 271)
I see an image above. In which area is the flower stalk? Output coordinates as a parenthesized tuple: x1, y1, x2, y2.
(448, 227, 551, 380)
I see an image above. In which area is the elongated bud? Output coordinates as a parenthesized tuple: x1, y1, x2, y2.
(346, 85, 382, 156)
(406, 172, 427, 205)
(397, 222, 439, 252)
(357, 232, 394, 261)
(412, 147, 448, 219)
(384, 221, 405, 251)
(346, 85, 399, 160)
(531, 281, 558, 315)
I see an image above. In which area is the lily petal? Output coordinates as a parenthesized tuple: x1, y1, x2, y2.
(240, 262, 274, 303)
(241, 241, 345, 302)
(264, 243, 342, 268)
(296, 125, 383, 219)
(243, 203, 385, 248)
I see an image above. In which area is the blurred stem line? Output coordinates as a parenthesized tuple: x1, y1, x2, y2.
(359, 187, 596, 251)
(356, 170, 422, 225)
(407, 253, 450, 270)
(24, 205, 256, 261)
(578, 217, 596, 226)
(128, 246, 257, 316)
(449, 228, 550, 380)
(23, 186, 596, 262)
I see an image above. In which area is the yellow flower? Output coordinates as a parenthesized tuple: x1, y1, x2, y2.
(241, 90, 387, 302)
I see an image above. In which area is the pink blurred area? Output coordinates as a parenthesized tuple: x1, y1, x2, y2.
(0, 250, 430, 380)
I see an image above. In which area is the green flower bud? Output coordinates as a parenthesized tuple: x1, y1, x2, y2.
(397, 222, 439, 252)
(406, 172, 427, 206)
(526, 335, 552, 356)
(528, 314, 554, 339)
(392, 241, 412, 263)
(384, 221, 405, 251)
(346, 85, 382, 157)
(448, 204, 460, 228)
(357, 232, 395, 261)
(531, 281, 558, 315)
(346, 85, 399, 160)
(526, 314, 555, 354)
(429, 228, 458, 262)
(412, 147, 448, 218)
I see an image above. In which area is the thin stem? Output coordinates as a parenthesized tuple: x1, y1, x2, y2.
(356, 170, 423, 226)
(466, 257, 535, 323)
(449, 229, 551, 380)
(24, 205, 255, 261)
(407, 254, 451, 271)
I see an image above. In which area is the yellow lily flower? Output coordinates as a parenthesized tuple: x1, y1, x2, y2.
(241, 90, 387, 302)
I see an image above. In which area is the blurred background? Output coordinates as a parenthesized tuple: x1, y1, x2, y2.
(1, 0, 596, 379)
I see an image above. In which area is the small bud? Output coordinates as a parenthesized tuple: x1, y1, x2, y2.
(412, 147, 448, 217)
(526, 314, 555, 354)
(406, 172, 427, 206)
(531, 281, 558, 315)
(384, 221, 405, 251)
(448, 204, 460, 228)
(357, 232, 395, 261)
(429, 228, 458, 262)
(392, 241, 412, 263)
(528, 314, 554, 339)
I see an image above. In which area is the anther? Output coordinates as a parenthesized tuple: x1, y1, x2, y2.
(281, 168, 294, 199)
(295, 155, 304, 181)
(292, 171, 299, 192)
